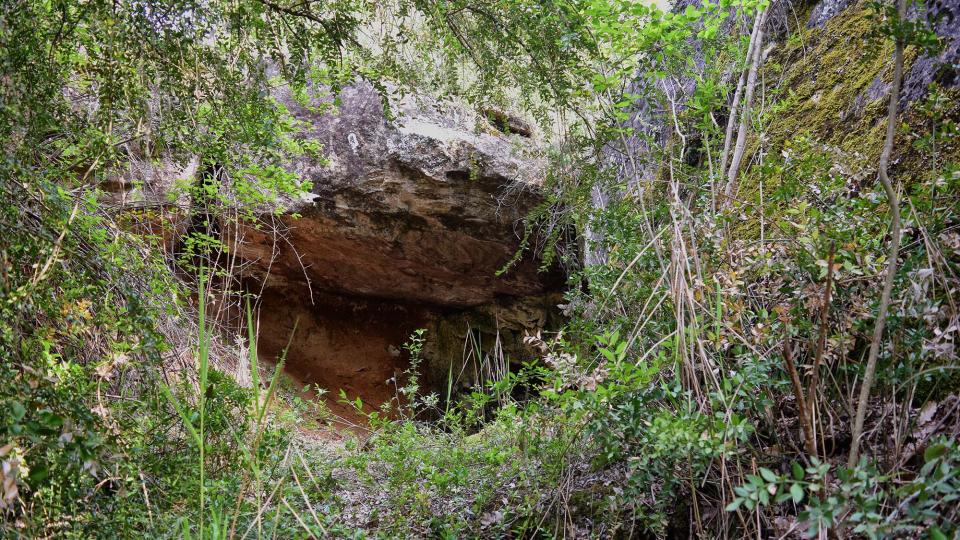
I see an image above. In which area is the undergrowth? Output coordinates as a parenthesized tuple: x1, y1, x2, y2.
(3, 0, 960, 538)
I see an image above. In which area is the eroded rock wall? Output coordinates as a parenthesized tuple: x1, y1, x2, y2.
(105, 80, 564, 421)
(229, 84, 565, 419)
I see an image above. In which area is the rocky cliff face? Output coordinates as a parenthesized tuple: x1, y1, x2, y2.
(224, 84, 564, 422)
(107, 82, 563, 423)
(234, 83, 556, 307)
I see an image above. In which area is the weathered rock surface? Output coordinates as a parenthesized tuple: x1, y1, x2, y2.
(234, 83, 559, 308)
(807, 0, 855, 28)
(108, 83, 563, 422)
(808, 0, 959, 108)
(223, 83, 564, 420)
(901, 0, 960, 107)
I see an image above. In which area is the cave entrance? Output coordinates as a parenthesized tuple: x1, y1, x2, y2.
(253, 288, 433, 430)
(248, 284, 557, 433)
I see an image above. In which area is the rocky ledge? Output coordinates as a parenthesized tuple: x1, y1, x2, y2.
(233, 83, 558, 308)
(223, 83, 564, 420)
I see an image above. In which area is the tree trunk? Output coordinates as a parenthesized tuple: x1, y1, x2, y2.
(848, 0, 906, 468)
(719, 10, 764, 181)
(724, 5, 770, 203)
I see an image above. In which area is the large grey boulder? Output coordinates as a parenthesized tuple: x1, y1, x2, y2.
(808, 0, 959, 108)
(901, 0, 960, 106)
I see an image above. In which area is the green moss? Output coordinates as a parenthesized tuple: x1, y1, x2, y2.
(728, 0, 960, 241)
(767, 0, 899, 153)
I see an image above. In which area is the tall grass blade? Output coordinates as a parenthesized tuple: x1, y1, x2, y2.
(197, 267, 209, 540)
(159, 382, 202, 447)
(246, 296, 259, 408)
(257, 318, 298, 424)
(445, 359, 453, 416)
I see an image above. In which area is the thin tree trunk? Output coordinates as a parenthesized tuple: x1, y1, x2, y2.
(784, 339, 817, 457)
(807, 241, 836, 458)
(719, 10, 764, 181)
(848, 0, 906, 468)
(724, 6, 769, 203)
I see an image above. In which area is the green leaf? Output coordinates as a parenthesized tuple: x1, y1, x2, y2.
(759, 467, 778, 483)
(28, 462, 50, 483)
(725, 498, 743, 512)
(790, 483, 804, 503)
(924, 443, 948, 463)
(792, 461, 804, 480)
(10, 401, 26, 422)
(39, 410, 63, 429)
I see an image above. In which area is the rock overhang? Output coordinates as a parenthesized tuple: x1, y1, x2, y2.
(108, 81, 567, 422)
(232, 82, 563, 308)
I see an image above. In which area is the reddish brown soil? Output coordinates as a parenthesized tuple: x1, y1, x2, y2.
(254, 288, 431, 428)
